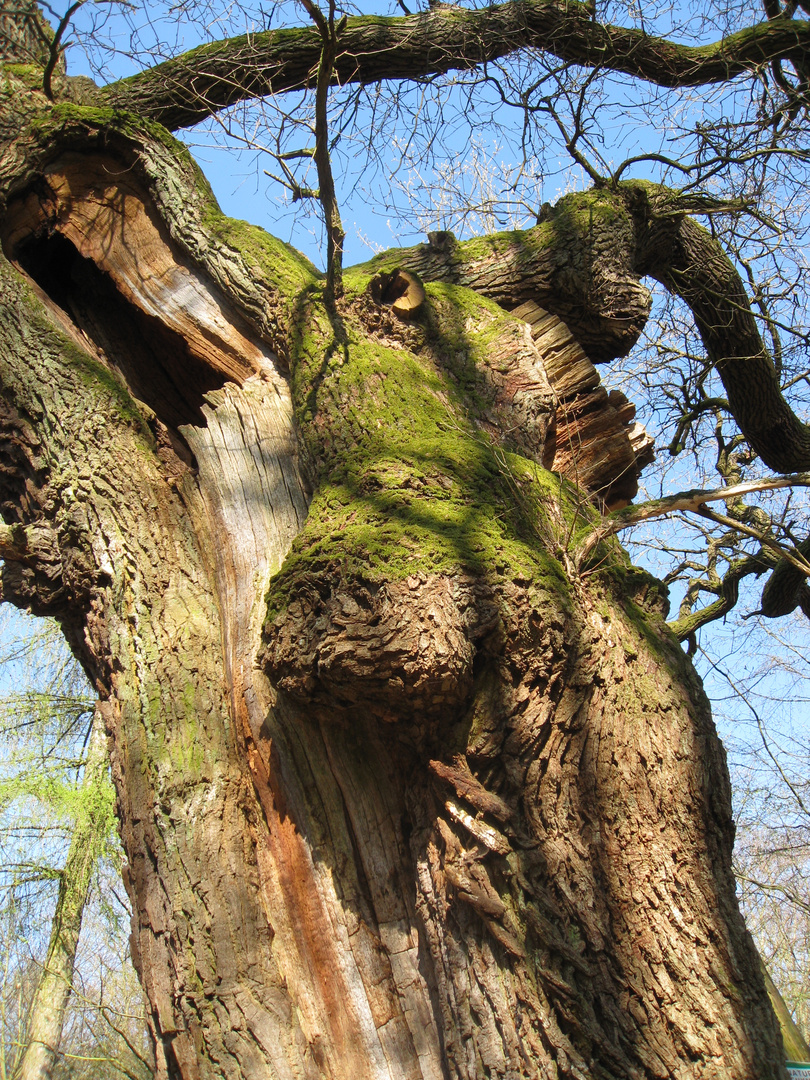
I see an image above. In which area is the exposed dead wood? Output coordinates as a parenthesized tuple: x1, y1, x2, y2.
(368, 267, 426, 319)
(511, 300, 655, 509)
(429, 756, 513, 823)
(443, 796, 512, 855)
(2, 154, 269, 390)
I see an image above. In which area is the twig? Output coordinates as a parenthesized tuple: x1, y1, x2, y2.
(299, 0, 346, 301)
(577, 472, 810, 565)
(42, 0, 83, 101)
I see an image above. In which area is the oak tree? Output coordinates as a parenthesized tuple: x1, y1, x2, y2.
(1, 0, 810, 1076)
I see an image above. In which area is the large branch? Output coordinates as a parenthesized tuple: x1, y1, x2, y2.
(95, 0, 810, 131)
(384, 183, 810, 476)
(637, 200, 810, 473)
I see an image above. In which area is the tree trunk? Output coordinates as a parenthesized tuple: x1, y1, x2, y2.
(16, 704, 110, 1080)
(0, 44, 787, 1080)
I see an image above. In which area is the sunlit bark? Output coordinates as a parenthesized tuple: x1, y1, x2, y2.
(0, 13, 792, 1080)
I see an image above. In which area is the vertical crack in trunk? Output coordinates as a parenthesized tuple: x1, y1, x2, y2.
(2, 152, 449, 1078)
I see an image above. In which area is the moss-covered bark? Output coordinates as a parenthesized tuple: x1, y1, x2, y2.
(0, 24, 790, 1080)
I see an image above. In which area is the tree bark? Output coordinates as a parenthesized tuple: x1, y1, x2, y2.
(0, 39, 789, 1080)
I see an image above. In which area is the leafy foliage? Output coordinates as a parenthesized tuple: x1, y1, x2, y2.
(0, 608, 151, 1080)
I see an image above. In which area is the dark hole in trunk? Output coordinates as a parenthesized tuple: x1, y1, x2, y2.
(14, 229, 227, 432)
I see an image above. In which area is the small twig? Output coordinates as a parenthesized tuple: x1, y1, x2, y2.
(43, 0, 83, 101)
(696, 504, 810, 580)
(577, 472, 810, 566)
(299, 0, 346, 302)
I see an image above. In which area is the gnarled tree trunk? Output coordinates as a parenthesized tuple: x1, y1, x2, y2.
(0, 21, 786, 1080)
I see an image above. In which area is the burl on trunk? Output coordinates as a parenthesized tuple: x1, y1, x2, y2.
(0, 60, 783, 1080)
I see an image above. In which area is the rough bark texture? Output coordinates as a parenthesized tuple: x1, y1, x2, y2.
(0, 32, 790, 1080)
(384, 185, 810, 475)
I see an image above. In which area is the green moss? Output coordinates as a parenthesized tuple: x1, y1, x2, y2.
(460, 225, 547, 267)
(578, 534, 679, 663)
(0, 63, 44, 88)
(550, 187, 626, 230)
(265, 284, 575, 622)
(361, 227, 542, 280)
(201, 209, 317, 295)
(53, 339, 151, 438)
(24, 101, 206, 188)
(29, 100, 135, 138)
(621, 597, 672, 659)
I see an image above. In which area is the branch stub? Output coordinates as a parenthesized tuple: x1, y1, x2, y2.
(368, 268, 426, 320)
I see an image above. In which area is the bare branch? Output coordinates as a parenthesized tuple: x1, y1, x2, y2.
(42, 0, 83, 101)
(577, 473, 810, 565)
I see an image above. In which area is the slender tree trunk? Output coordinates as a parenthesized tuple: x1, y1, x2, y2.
(16, 705, 110, 1080)
(0, 31, 788, 1080)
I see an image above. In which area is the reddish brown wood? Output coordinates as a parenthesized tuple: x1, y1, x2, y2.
(511, 301, 654, 509)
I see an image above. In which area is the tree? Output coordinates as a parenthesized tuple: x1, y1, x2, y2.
(704, 620, 810, 1049)
(0, 609, 151, 1080)
(16, 704, 112, 1080)
(2, 0, 810, 1075)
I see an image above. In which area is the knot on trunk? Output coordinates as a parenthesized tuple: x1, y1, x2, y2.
(261, 572, 499, 723)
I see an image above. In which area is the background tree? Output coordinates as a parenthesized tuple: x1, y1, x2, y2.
(2, 0, 810, 1076)
(0, 610, 151, 1080)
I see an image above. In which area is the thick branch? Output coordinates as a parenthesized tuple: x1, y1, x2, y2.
(383, 200, 652, 364)
(389, 184, 810, 476)
(95, 1, 810, 131)
(648, 212, 810, 472)
(666, 549, 774, 639)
